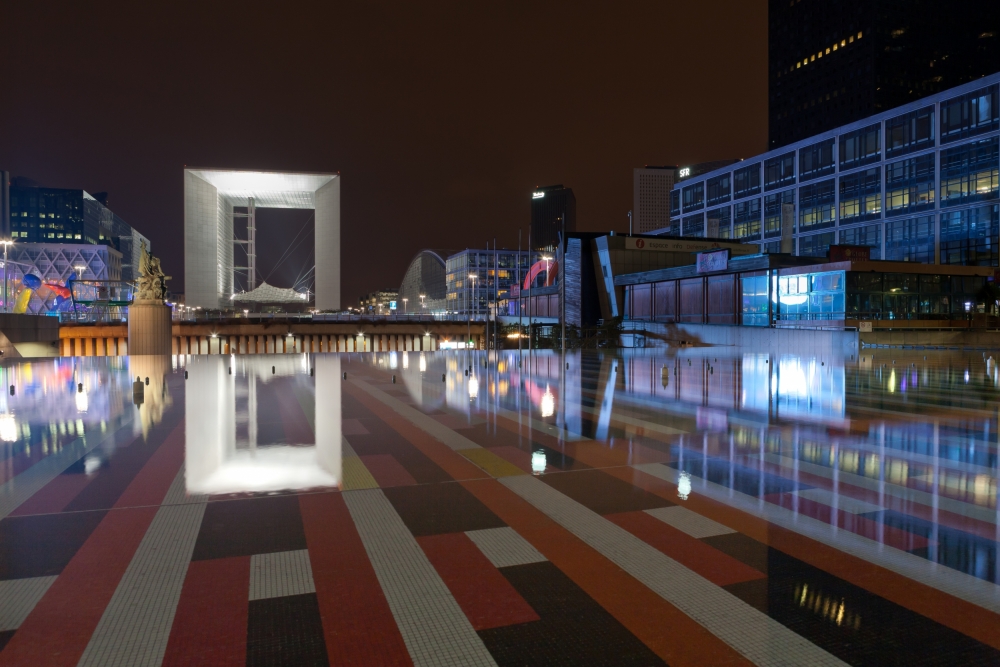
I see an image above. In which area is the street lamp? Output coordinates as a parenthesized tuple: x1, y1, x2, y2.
(0, 240, 12, 314)
(403, 297, 408, 314)
(468, 274, 477, 348)
(419, 294, 425, 309)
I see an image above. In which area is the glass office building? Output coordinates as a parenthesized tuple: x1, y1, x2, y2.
(8, 186, 151, 282)
(667, 73, 1000, 266)
(446, 249, 538, 316)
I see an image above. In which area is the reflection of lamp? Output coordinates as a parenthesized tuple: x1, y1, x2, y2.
(678, 471, 692, 500)
(419, 353, 426, 372)
(531, 450, 546, 474)
(540, 387, 555, 417)
(0, 414, 17, 442)
(468, 375, 479, 399)
(75, 386, 88, 413)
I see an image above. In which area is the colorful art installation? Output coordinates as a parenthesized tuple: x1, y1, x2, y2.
(12, 273, 76, 314)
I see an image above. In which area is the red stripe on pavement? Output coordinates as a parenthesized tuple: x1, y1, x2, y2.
(114, 421, 185, 508)
(10, 474, 93, 516)
(769, 494, 932, 552)
(417, 532, 540, 631)
(606, 511, 765, 587)
(359, 454, 418, 487)
(161, 556, 251, 667)
(299, 492, 411, 666)
(0, 506, 158, 667)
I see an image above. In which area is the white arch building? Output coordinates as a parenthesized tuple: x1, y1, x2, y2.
(183, 168, 340, 310)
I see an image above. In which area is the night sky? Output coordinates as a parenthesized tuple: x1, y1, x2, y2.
(1, 1, 767, 305)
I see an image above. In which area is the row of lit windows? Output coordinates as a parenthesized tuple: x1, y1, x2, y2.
(787, 33, 862, 73)
(678, 108, 997, 215)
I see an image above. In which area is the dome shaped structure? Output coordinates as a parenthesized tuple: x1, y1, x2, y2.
(398, 250, 452, 314)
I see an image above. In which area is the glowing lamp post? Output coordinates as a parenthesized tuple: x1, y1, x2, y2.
(402, 297, 408, 314)
(1, 240, 12, 314)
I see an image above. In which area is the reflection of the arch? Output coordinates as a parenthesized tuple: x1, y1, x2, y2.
(185, 355, 340, 495)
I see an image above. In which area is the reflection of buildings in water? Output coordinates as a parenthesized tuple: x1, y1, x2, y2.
(678, 423, 998, 510)
(128, 355, 173, 439)
(618, 351, 846, 422)
(185, 355, 341, 495)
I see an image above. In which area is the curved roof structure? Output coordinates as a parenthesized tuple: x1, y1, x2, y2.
(398, 249, 453, 313)
(232, 281, 309, 303)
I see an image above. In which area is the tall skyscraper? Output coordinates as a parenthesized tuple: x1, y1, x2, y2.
(633, 166, 677, 234)
(530, 184, 576, 251)
(769, 0, 1000, 149)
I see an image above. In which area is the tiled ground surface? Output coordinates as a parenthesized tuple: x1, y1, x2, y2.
(0, 351, 999, 666)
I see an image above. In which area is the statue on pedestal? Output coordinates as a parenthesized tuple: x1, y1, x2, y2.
(136, 242, 171, 303)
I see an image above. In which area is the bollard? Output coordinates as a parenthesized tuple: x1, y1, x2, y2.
(145, 377, 149, 385)
(310, 368, 314, 376)
(465, 369, 468, 376)
(272, 366, 275, 374)
(78, 382, 83, 393)
(343, 371, 347, 379)
(392, 375, 396, 384)
(229, 367, 232, 375)
(442, 373, 446, 382)
(8, 385, 13, 396)
(184, 371, 188, 379)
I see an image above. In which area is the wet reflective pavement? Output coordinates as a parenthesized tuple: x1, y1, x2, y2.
(0, 349, 998, 666)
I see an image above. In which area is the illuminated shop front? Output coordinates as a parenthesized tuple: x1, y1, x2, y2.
(621, 253, 995, 327)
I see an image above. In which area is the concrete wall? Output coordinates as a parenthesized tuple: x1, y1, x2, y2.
(315, 177, 340, 311)
(184, 171, 220, 309)
(625, 321, 859, 355)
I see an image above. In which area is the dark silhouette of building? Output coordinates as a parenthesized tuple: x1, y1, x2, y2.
(530, 184, 576, 252)
(769, 0, 1000, 149)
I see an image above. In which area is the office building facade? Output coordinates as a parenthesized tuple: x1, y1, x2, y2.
(633, 167, 677, 234)
(667, 73, 1000, 264)
(446, 248, 538, 316)
(7, 184, 150, 282)
(769, 0, 1000, 149)
(530, 185, 576, 252)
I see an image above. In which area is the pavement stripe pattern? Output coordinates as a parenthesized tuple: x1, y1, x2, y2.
(342, 487, 497, 667)
(76, 468, 207, 667)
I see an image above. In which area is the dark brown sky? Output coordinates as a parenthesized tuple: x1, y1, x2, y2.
(0, 1, 768, 305)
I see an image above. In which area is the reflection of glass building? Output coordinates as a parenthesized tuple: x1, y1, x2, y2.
(668, 73, 1000, 262)
(7, 185, 150, 282)
(446, 249, 536, 316)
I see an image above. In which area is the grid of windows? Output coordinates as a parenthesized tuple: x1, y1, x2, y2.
(940, 85, 999, 144)
(886, 106, 935, 158)
(733, 163, 762, 199)
(799, 232, 836, 258)
(939, 137, 999, 208)
(665, 76, 1000, 270)
(682, 213, 704, 237)
(764, 190, 794, 238)
(940, 204, 1000, 266)
(798, 139, 835, 181)
(682, 182, 704, 212)
(839, 167, 881, 222)
(885, 153, 935, 216)
(798, 179, 835, 230)
(733, 199, 761, 240)
(707, 207, 731, 238)
(706, 174, 731, 206)
(839, 223, 882, 259)
(885, 215, 935, 263)
(764, 152, 796, 191)
(839, 123, 881, 170)
(670, 190, 681, 217)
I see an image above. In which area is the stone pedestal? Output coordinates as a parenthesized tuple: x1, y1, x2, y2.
(128, 301, 172, 355)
